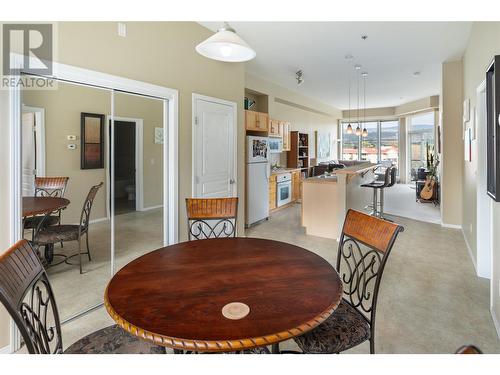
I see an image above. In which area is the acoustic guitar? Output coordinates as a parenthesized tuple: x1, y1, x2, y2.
(420, 177, 435, 200)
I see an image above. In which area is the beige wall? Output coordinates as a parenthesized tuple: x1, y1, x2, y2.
(245, 72, 342, 165)
(23, 83, 111, 223)
(53, 22, 246, 241)
(441, 60, 464, 227)
(461, 22, 500, 327)
(0, 21, 245, 351)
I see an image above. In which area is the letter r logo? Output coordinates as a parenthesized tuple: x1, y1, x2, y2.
(2, 24, 53, 75)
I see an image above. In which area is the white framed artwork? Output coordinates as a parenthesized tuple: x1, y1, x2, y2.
(463, 98, 470, 122)
(154, 127, 164, 144)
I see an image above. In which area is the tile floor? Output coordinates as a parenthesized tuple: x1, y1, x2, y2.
(50, 204, 499, 353)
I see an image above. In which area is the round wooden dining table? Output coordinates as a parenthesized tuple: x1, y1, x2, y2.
(22, 196, 70, 217)
(105, 237, 343, 353)
(22, 196, 70, 263)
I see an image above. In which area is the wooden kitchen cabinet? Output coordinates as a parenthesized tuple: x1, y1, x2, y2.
(292, 170, 301, 201)
(245, 110, 269, 132)
(268, 119, 281, 137)
(269, 174, 277, 210)
(280, 121, 291, 151)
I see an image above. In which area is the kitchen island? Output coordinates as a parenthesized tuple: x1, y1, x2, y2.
(301, 163, 379, 240)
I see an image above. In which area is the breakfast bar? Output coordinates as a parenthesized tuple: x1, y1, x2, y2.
(301, 163, 379, 239)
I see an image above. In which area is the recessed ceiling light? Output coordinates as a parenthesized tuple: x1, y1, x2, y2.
(354, 64, 362, 70)
(361, 72, 368, 77)
(345, 54, 354, 60)
(413, 71, 421, 77)
(361, 35, 368, 40)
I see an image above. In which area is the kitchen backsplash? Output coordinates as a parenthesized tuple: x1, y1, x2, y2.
(270, 152, 286, 167)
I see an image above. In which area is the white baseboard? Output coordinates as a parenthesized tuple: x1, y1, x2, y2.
(461, 227, 478, 273)
(0, 345, 11, 354)
(441, 222, 461, 229)
(491, 308, 500, 340)
(141, 205, 163, 212)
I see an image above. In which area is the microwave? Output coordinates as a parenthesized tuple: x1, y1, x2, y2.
(268, 138, 283, 153)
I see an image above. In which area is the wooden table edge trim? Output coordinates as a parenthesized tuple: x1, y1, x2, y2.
(22, 197, 70, 217)
(104, 283, 343, 353)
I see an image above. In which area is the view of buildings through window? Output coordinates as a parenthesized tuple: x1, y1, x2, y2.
(341, 120, 399, 168)
(408, 112, 435, 181)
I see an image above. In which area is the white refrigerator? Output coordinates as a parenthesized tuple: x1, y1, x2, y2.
(246, 136, 270, 226)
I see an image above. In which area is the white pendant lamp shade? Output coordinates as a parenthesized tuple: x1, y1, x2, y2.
(196, 25, 256, 62)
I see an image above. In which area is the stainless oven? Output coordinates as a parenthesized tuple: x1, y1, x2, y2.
(277, 173, 292, 207)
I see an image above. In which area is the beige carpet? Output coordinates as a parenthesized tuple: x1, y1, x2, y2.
(49, 204, 499, 354)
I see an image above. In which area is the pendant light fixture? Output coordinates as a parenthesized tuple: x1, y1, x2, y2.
(355, 65, 361, 137)
(196, 22, 256, 62)
(362, 72, 368, 138)
(346, 65, 353, 134)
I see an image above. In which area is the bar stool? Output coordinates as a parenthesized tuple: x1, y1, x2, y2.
(361, 166, 392, 217)
(378, 167, 397, 220)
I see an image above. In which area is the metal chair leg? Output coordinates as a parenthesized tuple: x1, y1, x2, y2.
(372, 189, 378, 217)
(379, 188, 384, 218)
(78, 237, 83, 274)
(272, 343, 280, 354)
(86, 232, 92, 261)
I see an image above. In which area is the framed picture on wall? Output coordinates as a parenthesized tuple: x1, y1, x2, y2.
(486, 55, 500, 201)
(316, 131, 331, 160)
(81, 112, 105, 169)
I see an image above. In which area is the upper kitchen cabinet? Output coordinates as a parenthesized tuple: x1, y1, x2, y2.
(280, 121, 291, 151)
(245, 110, 269, 132)
(269, 119, 281, 137)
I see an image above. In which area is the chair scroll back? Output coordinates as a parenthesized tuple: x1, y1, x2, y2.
(186, 198, 238, 240)
(34, 177, 69, 198)
(337, 209, 404, 325)
(0, 240, 63, 354)
(79, 182, 103, 233)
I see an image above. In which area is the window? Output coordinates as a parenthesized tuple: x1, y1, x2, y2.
(360, 122, 379, 163)
(342, 122, 360, 160)
(380, 120, 399, 167)
(408, 112, 435, 180)
(341, 120, 400, 169)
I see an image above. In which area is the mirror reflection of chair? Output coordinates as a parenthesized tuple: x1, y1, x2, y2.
(0, 239, 166, 354)
(185, 198, 238, 240)
(23, 177, 70, 246)
(33, 182, 103, 274)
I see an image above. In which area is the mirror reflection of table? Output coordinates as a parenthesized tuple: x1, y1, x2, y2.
(22, 196, 70, 263)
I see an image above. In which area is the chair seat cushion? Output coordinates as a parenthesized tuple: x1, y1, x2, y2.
(64, 325, 166, 354)
(293, 299, 370, 354)
(35, 225, 85, 244)
(24, 215, 60, 229)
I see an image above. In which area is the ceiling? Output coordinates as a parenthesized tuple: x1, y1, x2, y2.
(199, 22, 473, 110)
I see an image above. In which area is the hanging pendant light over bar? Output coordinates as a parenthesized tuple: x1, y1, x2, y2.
(362, 72, 368, 138)
(355, 65, 361, 137)
(196, 22, 256, 62)
(346, 61, 353, 134)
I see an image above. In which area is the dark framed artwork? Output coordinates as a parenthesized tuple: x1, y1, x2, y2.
(486, 55, 500, 201)
(81, 112, 105, 169)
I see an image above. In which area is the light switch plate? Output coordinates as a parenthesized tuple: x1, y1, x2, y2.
(67, 135, 77, 141)
(67, 144, 76, 150)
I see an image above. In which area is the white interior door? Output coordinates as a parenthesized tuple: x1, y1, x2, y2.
(193, 95, 236, 198)
(21, 112, 36, 196)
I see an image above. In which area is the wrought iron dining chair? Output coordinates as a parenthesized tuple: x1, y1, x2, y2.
(0, 239, 166, 354)
(186, 197, 238, 240)
(291, 209, 404, 354)
(23, 177, 70, 245)
(33, 182, 102, 274)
